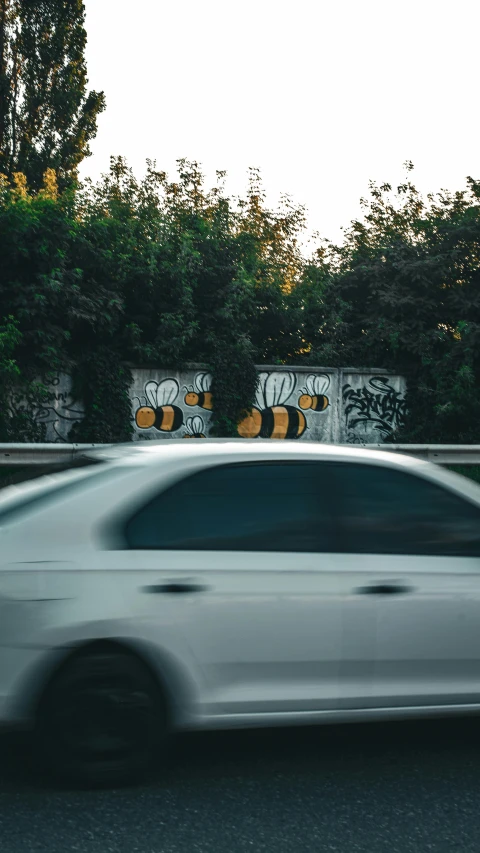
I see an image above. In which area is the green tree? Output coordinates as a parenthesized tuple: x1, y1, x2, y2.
(0, 313, 20, 439)
(71, 158, 310, 437)
(0, 167, 124, 439)
(0, 0, 104, 189)
(313, 164, 480, 442)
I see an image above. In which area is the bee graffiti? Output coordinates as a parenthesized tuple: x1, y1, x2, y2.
(184, 372, 213, 410)
(238, 371, 307, 440)
(135, 379, 183, 432)
(183, 415, 206, 439)
(298, 374, 330, 412)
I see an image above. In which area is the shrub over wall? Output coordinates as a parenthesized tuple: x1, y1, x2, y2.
(0, 161, 479, 442)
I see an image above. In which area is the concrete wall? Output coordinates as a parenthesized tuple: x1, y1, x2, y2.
(8, 373, 85, 443)
(22, 366, 407, 444)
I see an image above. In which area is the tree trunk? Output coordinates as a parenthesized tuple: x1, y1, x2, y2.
(0, 0, 10, 166)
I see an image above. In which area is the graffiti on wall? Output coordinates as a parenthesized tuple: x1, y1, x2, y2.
(134, 379, 184, 433)
(8, 373, 84, 443)
(298, 373, 330, 413)
(9, 367, 405, 443)
(184, 373, 213, 411)
(237, 372, 305, 439)
(133, 370, 333, 441)
(343, 376, 407, 442)
(237, 371, 331, 440)
(237, 372, 321, 440)
(183, 415, 207, 438)
(133, 375, 215, 437)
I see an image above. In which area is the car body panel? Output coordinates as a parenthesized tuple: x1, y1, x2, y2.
(0, 441, 479, 731)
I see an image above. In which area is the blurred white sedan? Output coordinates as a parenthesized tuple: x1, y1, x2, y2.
(0, 440, 479, 787)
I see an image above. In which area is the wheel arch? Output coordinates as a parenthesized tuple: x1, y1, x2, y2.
(19, 636, 199, 730)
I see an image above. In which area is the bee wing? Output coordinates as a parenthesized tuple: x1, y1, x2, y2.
(265, 371, 296, 407)
(313, 373, 330, 395)
(192, 415, 204, 434)
(144, 381, 159, 409)
(156, 378, 179, 406)
(255, 372, 269, 410)
(305, 374, 315, 396)
(196, 372, 212, 393)
(185, 416, 194, 434)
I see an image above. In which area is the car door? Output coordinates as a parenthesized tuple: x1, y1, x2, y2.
(123, 459, 353, 719)
(329, 460, 480, 710)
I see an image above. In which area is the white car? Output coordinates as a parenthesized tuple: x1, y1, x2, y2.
(1, 440, 480, 786)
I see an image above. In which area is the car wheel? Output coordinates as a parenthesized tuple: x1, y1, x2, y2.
(36, 648, 168, 788)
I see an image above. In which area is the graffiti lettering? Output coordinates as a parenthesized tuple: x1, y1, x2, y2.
(343, 376, 407, 441)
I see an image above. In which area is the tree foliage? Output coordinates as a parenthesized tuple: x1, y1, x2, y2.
(0, 159, 314, 439)
(0, 155, 479, 442)
(312, 163, 480, 442)
(0, 0, 105, 189)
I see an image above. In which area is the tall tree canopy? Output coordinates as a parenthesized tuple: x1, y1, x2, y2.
(0, 0, 104, 188)
(312, 164, 480, 442)
(0, 158, 478, 443)
(0, 159, 315, 440)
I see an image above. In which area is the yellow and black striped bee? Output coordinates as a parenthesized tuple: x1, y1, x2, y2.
(135, 379, 183, 433)
(237, 372, 306, 440)
(184, 372, 213, 410)
(183, 415, 206, 439)
(298, 373, 330, 412)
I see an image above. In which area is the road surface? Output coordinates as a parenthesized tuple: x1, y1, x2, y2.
(0, 716, 479, 852)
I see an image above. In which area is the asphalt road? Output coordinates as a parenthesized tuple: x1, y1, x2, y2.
(1, 716, 480, 853)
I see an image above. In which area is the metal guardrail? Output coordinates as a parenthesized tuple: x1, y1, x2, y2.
(0, 443, 111, 466)
(355, 445, 480, 464)
(0, 442, 479, 466)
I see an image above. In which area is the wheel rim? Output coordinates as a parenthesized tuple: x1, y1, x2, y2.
(54, 681, 156, 761)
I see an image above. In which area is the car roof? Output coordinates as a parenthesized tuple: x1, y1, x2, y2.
(85, 439, 426, 470)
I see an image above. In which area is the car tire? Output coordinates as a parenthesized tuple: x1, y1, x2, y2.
(36, 648, 168, 788)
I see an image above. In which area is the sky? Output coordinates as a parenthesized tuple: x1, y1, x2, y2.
(81, 0, 480, 248)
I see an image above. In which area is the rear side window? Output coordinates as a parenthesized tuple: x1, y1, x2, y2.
(125, 462, 335, 552)
(331, 463, 480, 557)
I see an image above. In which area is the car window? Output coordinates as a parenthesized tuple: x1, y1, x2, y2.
(125, 462, 335, 552)
(331, 463, 480, 557)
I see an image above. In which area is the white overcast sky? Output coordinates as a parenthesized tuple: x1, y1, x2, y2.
(81, 0, 480, 247)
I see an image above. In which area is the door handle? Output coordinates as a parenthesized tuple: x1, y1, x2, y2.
(142, 582, 209, 594)
(355, 583, 413, 596)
